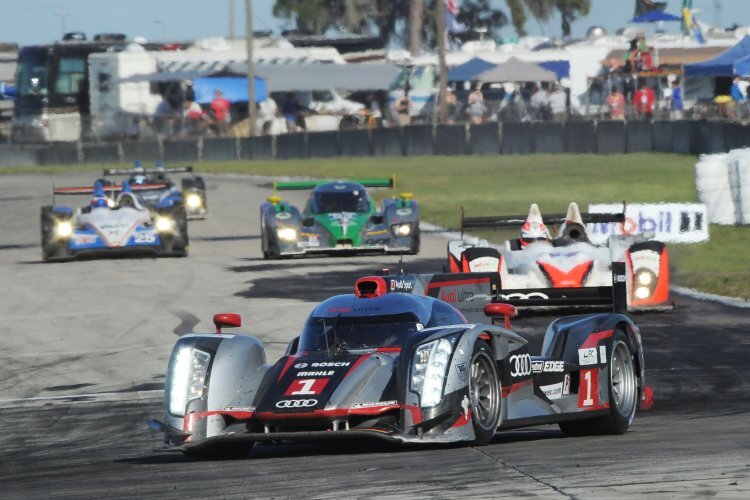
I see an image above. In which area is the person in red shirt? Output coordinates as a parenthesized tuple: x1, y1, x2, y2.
(607, 88, 626, 120)
(633, 82, 655, 120)
(210, 90, 231, 136)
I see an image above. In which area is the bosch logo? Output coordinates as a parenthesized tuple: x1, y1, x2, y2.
(275, 399, 318, 409)
(509, 354, 532, 377)
(294, 362, 308, 369)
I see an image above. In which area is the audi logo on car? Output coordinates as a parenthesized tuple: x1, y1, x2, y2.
(275, 399, 318, 409)
(509, 354, 532, 377)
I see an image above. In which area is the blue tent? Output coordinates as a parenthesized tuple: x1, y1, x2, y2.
(630, 11, 682, 23)
(538, 60, 570, 79)
(684, 36, 750, 77)
(732, 54, 750, 77)
(448, 58, 496, 81)
(193, 76, 267, 104)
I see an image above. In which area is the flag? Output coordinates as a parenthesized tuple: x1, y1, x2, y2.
(635, 0, 667, 17)
(444, 0, 467, 34)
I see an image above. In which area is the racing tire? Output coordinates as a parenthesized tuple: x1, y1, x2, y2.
(408, 226, 421, 255)
(469, 341, 501, 446)
(559, 330, 637, 436)
(183, 441, 254, 460)
(159, 208, 189, 257)
(40, 206, 71, 262)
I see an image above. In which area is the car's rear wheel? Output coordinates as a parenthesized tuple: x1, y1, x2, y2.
(469, 341, 501, 446)
(559, 330, 637, 436)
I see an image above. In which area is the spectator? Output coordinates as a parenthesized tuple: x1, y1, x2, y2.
(153, 97, 177, 136)
(607, 87, 626, 120)
(467, 85, 486, 124)
(731, 76, 747, 119)
(281, 93, 300, 131)
(209, 89, 231, 136)
(669, 80, 684, 120)
(640, 47, 655, 71)
(394, 93, 411, 126)
(530, 83, 550, 120)
(548, 85, 567, 123)
(183, 98, 208, 135)
(633, 81, 655, 120)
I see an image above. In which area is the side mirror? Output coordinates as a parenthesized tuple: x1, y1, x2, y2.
(484, 303, 517, 329)
(284, 336, 300, 356)
(213, 313, 241, 334)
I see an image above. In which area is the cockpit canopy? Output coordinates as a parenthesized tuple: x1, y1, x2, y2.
(309, 183, 370, 214)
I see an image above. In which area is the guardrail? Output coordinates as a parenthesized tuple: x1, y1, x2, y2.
(2, 119, 749, 167)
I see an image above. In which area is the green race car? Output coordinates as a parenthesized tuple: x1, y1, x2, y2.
(260, 177, 419, 258)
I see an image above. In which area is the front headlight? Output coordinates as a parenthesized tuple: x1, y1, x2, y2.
(168, 346, 211, 416)
(636, 271, 653, 286)
(155, 216, 173, 232)
(55, 221, 73, 237)
(277, 227, 297, 241)
(635, 286, 652, 299)
(411, 338, 453, 408)
(391, 223, 411, 237)
(185, 193, 202, 209)
(634, 269, 656, 299)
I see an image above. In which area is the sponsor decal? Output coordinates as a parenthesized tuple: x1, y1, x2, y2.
(543, 360, 564, 373)
(366, 229, 388, 236)
(563, 374, 571, 395)
(297, 370, 334, 377)
(599, 345, 607, 363)
(531, 360, 544, 374)
(455, 362, 468, 382)
(294, 362, 308, 369)
(396, 208, 412, 216)
(588, 203, 709, 244)
(334, 184, 347, 190)
(440, 288, 475, 303)
(499, 292, 550, 301)
(351, 400, 398, 409)
(224, 406, 255, 412)
(275, 399, 318, 409)
(275, 212, 292, 220)
(390, 279, 414, 292)
(578, 348, 598, 366)
(311, 361, 350, 367)
(285, 378, 329, 396)
(461, 395, 470, 420)
(540, 382, 564, 400)
(509, 353, 532, 377)
(72, 234, 97, 245)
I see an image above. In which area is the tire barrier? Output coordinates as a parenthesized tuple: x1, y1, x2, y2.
(626, 121, 653, 153)
(728, 148, 750, 224)
(564, 120, 595, 153)
(468, 123, 500, 155)
(307, 130, 341, 158)
(122, 141, 161, 163)
(501, 122, 533, 154)
(434, 124, 467, 156)
(403, 125, 434, 156)
(202, 138, 239, 161)
(532, 122, 564, 154)
(695, 153, 736, 225)
(162, 140, 199, 162)
(240, 135, 273, 160)
(371, 127, 403, 157)
(595, 120, 626, 154)
(340, 129, 371, 157)
(275, 133, 306, 160)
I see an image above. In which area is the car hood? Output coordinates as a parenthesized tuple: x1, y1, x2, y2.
(78, 207, 151, 246)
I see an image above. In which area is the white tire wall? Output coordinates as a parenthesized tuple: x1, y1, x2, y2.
(695, 154, 736, 225)
(738, 157, 750, 224)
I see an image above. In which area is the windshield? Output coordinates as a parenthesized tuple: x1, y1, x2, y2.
(54, 56, 86, 95)
(312, 191, 370, 214)
(15, 50, 49, 97)
(298, 313, 421, 352)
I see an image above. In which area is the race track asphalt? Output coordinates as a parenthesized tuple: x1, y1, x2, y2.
(0, 173, 748, 499)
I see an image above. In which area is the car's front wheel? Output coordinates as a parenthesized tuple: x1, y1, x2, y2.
(469, 340, 501, 446)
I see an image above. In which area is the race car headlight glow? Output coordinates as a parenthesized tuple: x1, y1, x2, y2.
(411, 338, 453, 408)
(636, 271, 653, 286)
(55, 221, 73, 237)
(168, 346, 211, 416)
(634, 269, 656, 299)
(277, 227, 297, 241)
(107, 198, 115, 208)
(155, 216, 173, 232)
(391, 223, 411, 237)
(185, 193, 202, 209)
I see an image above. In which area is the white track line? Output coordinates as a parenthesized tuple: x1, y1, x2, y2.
(0, 389, 163, 406)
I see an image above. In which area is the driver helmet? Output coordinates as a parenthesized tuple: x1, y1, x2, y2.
(132, 160, 147, 185)
(520, 203, 550, 247)
(91, 180, 109, 208)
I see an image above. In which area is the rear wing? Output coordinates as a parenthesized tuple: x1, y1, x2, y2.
(53, 183, 169, 195)
(380, 262, 628, 321)
(103, 166, 194, 176)
(274, 176, 395, 191)
(461, 205, 624, 234)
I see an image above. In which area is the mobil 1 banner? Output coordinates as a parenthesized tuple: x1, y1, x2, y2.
(587, 203, 709, 244)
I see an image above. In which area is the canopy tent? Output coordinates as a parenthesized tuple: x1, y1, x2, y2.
(684, 36, 750, 77)
(538, 61, 570, 80)
(474, 57, 557, 82)
(732, 54, 750, 77)
(193, 76, 267, 104)
(630, 10, 682, 23)
(447, 58, 496, 81)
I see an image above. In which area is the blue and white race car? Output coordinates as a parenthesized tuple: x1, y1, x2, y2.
(40, 180, 189, 261)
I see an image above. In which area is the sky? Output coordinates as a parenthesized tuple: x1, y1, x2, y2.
(1, 0, 748, 46)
